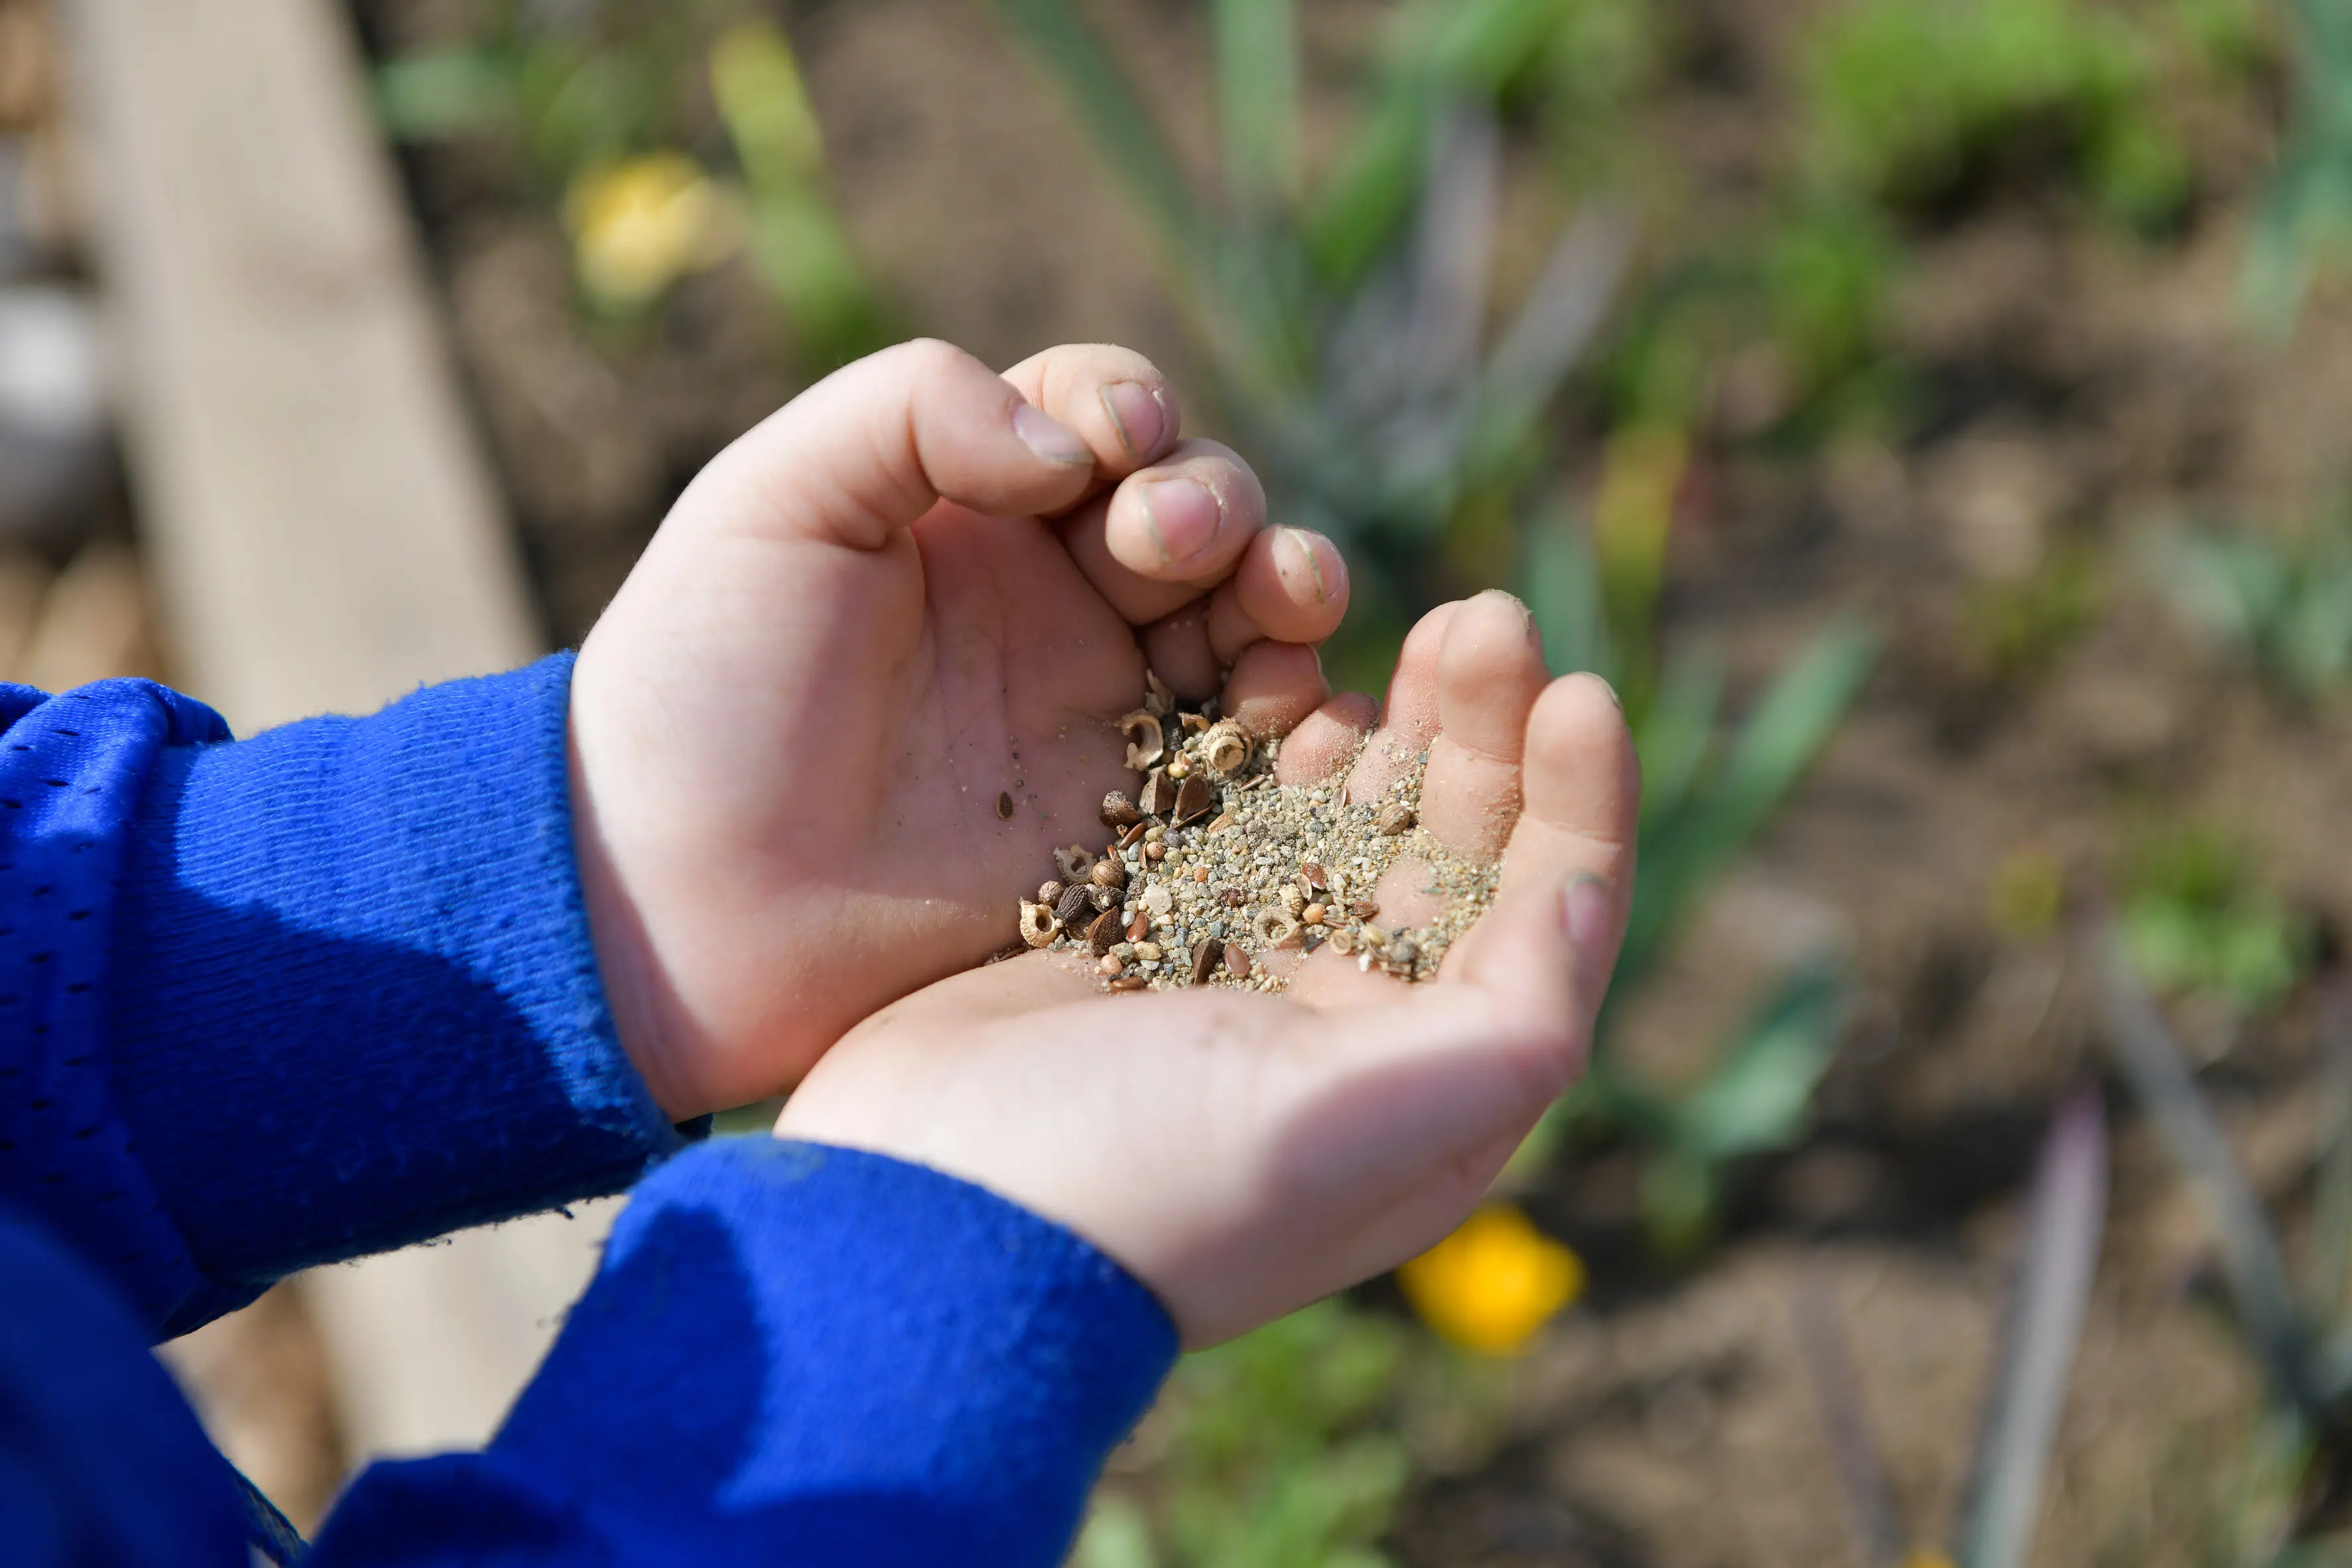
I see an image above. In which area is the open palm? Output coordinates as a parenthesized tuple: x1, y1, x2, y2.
(779, 591, 1639, 1346)
(569, 342, 1350, 1119)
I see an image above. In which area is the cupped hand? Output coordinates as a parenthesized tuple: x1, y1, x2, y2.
(776, 593, 1639, 1346)
(570, 341, 1349, 1120)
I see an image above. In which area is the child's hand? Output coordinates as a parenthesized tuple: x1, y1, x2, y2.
(775, 593, 1636, 1345)
(569, 341, 1348, 1119)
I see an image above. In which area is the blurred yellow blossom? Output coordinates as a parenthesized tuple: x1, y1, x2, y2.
(1397, 1203, 1585, 1355)
(1903, 1553, 1956, 1568)
(564, 153, 740, 310)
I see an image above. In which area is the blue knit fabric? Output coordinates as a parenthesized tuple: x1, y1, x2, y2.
(0, 661, 1178, 1566)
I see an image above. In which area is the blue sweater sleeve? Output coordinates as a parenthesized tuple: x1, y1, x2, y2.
(304, 1138, 1178, 1567)
(0, 657, 686, 1338)
(0, 1138, 1176, 1568)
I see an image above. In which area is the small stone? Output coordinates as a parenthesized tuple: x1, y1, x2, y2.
(1111, 941, 1138, 963)
(1134, 941, 1163, 963)
(1143, 885, 1174, 917)
(1098, 954, 1125, 977)
(1193, 866, 1209, 883)
(1101, 791, 1143, 828)
(1146, 824, 1167, 842)
(1302, 903, 1326, 925)
(1146, 842, 1167, 862)
(1113, 975, 1150, 991)
(1386, 936, 1420, 969)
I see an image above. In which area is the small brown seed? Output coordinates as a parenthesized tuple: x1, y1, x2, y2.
(1091, 859, 1128, 890)
(1208, 811, 1236, 834)
(1098, 955, 1125, 977)
(1087, 910, 1120, 955)
(1018, 901, 1058, 948)
(1375, 802, 1414, 835)
(1300, 862, 1328, 892)
(1225, 943, 1252, 979)
(1055, 882, 1097, 927)
(1121, 821, 1151, 849)
(1055, 845, 1097, 882)
(1119, 710, 1166, 771)
(1302, 903, 1326, 925)
(1137, 769, 1177, 817)
(1192, 941, 1221, 985)
(1166, 753, 1192, 779)
(1350, 900, 1379, 920)
(997, 791, 1016, 820)
(1127, 911, 1150, 942)
(1113, 975, 1150, 991)
(1090, 886, 1117, 913)
(1039, 880, 1063, 905)
(1174, 773, 1214, 824)
(1101, 790, 1142, 828)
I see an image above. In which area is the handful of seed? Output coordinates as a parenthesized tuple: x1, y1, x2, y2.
(1015, 674, 1499, 992)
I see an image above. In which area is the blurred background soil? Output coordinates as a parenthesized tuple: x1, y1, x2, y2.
(18, 0, 2352, 1557)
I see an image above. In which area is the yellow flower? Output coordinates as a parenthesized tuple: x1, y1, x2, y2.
(1903, 1553, 1956, 1568)
(564, 153, 738, 309)
(1397, 1203, 1585, 1355)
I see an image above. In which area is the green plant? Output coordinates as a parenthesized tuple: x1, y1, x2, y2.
(2247, 0, 2352, 329)
(2118, 821, 2312, 1015)
(1800, 0, 2192, 230)
(1073, 1300, 1499, 1568)
(2096, 933, 2352, 1561)
(370, 3, 887, 364)
(2154, 514, 2352, 703)
(1793, 1087, 2110, 1568)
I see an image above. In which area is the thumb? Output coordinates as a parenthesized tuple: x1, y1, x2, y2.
(694, 338, 1100, 550)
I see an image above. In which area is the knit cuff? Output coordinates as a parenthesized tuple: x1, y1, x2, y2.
(107, 654, 687, 1306)
(481, 1138, 1176, 1567)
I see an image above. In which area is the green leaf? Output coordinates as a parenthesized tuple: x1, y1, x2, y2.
(1625, 617, 1876, 983)
(1214, 0, 1301, 208)
(1954, 1089, 2108, 1568)
(1668, 958, 1848, 1164)
(2095, 928, 2323, 1420)
(374, 48, 518, 143)
(1522, 505, 1610, 683)
(992, 0, 1211, 279)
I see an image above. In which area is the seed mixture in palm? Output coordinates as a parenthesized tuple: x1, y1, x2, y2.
(1016, 674, 1500, 992)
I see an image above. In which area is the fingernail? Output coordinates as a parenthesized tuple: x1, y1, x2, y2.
(1275, 526, 1329, 604)
(1101, 380, 1168, 460)
(1138, 477, 1222, 565)
(1564, 874, 1612, 973)
(1013, 402, 1092, 466)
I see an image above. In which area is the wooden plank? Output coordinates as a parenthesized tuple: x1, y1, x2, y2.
(60, 0, 537, 732)
(60, 0, 606, 1471)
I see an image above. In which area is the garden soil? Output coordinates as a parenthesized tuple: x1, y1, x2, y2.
(358, 0, 2352, 1561)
